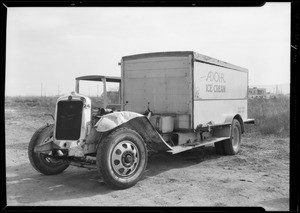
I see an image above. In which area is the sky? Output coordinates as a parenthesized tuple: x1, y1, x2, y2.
(5, 3, 291, 96)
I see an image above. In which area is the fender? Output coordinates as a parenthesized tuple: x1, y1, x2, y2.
(86, 111, 172, 154)
(212, 114, 244, 138)
(223, 114, 244, 133)
(94, 111, 144, 132)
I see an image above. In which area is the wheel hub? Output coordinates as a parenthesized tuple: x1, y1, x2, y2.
(111, 141, 139, 177)
(122, 152, 134, 166)
(125, 154, 132, 163)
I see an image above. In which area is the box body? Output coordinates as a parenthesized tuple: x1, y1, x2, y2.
(193, 52, 248, 126)
(121, 51, 248, 130)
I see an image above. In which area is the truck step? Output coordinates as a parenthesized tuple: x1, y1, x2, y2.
(167, 137, 230, 154)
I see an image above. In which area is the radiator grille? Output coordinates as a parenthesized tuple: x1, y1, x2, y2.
(55, 100, 83, 140)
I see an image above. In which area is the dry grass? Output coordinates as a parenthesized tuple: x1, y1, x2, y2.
(5, 96, 58, 112)
(4, 96, 107, 110)
(245, 95, 290, 137)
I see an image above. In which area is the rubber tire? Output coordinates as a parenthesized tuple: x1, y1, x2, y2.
(214, 119, 242, 155)
(96, 127, 148, 189)
(223, 119, 242, 155)
(28, 124, 69, 175)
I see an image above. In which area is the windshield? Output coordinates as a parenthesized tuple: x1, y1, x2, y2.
(77, 80, 120, 108)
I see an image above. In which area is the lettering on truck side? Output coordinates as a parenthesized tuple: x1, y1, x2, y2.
(205, 71, 226, 93)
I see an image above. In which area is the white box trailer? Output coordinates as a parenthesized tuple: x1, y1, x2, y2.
(121, 51, 251, 131)
(121, 51, 254, 155)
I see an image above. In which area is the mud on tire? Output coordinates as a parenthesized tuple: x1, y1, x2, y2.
(28, 124, 69, 175)
(96, 127, 148, 189)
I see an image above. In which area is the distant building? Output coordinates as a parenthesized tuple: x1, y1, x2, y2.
(249, 84, 290, 99)
(248, 87, 267, 99)
(266, 92, 276, 99)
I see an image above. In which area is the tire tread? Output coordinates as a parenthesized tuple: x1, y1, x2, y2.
(96, 127, 147, 189)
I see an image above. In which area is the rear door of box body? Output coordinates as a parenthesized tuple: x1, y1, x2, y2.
(122, 53, 193, 129)
(193, 60, 248, 127)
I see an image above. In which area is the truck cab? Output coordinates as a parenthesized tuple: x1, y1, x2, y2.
(75, 75, 121, 110)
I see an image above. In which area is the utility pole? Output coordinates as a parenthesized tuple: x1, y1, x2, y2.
(97, 85, 99, 98)
(41, 83, 43, 97)
(58, 85, 60, 96)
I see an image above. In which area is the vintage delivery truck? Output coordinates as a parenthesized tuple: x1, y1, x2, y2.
(29, 51, 254, 189)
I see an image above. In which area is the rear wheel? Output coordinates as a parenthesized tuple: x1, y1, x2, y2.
(28, 124, 69, 175)
(214, 119, 242, 155)
(96, 127, 148, 189)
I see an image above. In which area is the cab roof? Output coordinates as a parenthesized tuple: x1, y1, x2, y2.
(76, 75, 121, 83)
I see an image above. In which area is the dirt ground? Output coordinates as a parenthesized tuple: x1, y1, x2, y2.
(5, 105, 290, 210)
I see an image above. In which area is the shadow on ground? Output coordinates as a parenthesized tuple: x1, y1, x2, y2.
(144, 146, 222, 179)
(6, 145, 222, 205)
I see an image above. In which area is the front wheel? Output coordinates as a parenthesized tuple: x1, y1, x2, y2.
(28, 124, 69, 175)
(96, 127, 148, 189)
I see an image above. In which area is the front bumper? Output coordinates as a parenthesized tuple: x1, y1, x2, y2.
(34, 141, 61, 153)
(34, 140, 85, 157)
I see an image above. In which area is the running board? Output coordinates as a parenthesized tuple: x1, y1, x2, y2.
(167, 137, 230, 154)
